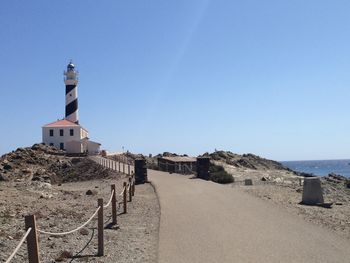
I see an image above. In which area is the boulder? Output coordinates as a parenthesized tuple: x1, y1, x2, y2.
(0, 173, 9, 181)
(86, 189, 97, 196)
(35, 169, 46, 175)
(31, 181, 52, 190)
(21, 168, 32, 174)
(244, 179, 253, 186)
(3, 164, 12, 170)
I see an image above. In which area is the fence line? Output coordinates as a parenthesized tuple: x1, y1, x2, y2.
(5, 228, 32, 263)
(4, 157, 136, 263)
(90, 156, 135, 176)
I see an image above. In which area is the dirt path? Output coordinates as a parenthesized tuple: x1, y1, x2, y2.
(149, 170, 350, 263)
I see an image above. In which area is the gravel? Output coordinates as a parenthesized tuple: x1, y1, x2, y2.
(0, 177, 160, 262)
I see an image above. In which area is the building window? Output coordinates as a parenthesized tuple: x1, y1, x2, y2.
(70, 129, 74, 136)
(60, 143, 64, 150)
(49, 129, 54, 137)
(60, 129, 64, 136)
(49, 143, 54, 146)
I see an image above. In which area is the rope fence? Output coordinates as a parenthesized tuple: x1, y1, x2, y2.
(4, 163, 136, 263)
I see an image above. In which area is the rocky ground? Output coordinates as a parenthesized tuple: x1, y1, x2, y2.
(0, 178, 159, 262)
(0, 145, 160, 263)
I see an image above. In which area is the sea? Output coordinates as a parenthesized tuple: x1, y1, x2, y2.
(281, 159, 350, 178)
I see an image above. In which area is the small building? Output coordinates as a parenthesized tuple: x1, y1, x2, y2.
(158, 156, 197, 174)
(42, 119, 100, 154)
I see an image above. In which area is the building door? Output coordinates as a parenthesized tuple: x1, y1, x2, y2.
(60, 143, 64, 150)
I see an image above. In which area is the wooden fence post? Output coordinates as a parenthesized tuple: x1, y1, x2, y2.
(128, 177, 132, 202)
(25, 215, 40, 263)
(111, 184, 117, 225)
(123, 182, 127, 214)
(98, 198, 104, 256)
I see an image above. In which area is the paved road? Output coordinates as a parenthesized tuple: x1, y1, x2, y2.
(149, 170, 350, 263)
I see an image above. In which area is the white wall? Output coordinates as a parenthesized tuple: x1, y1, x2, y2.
(80, 128, 88, 139)
(42, 126, 87, 150)
(66, 141, 83, 153)
(87, 141, 100, 155)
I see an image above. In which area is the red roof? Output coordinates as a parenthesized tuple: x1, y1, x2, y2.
(43, 119, 80, 128)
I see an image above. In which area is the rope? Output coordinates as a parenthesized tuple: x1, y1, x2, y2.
(69, 228, 95, 263)
(38, 207, 100, 236)
(119, 187, 125, 196)
(103, 190, 115, 208)
(5, 228, 32, 263)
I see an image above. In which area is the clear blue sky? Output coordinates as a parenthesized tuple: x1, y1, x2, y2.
(0, 0, 349, 161)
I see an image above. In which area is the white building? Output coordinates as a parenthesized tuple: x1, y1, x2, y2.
(42, 61, 101, 154)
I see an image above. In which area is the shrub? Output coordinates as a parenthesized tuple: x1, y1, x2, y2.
(209, 164, 234, 184)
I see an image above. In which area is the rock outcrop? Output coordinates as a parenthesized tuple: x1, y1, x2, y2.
(0, 144, 116, 184)
(201, 151, 293, 172)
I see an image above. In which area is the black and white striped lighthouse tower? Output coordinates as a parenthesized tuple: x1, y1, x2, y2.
(64, 61, 79, 124)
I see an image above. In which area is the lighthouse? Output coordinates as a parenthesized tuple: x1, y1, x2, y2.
(41, 60, 101, 154)
(64, 61, 79, 124)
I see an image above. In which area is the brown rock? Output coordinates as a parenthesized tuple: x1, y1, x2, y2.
(79, 228, 89, 235)
(0, 173, 9, 181)
(86, 189, 97, 195)
(3, 164, 12, 170)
